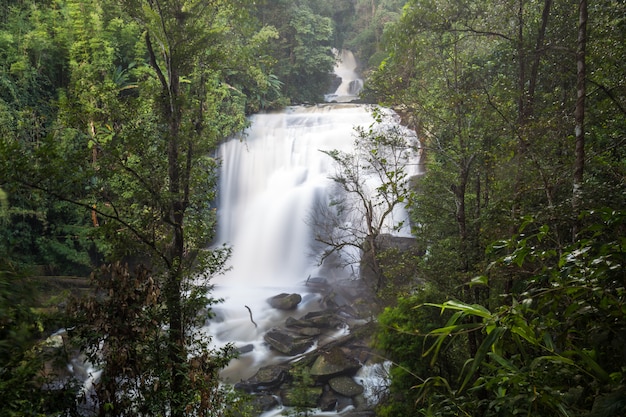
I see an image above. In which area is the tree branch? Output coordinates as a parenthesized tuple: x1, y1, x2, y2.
(145, 32, 168, 91)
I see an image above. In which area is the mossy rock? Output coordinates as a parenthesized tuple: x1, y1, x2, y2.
(329, 376, 364, 397)
(310, 347, 361, 379)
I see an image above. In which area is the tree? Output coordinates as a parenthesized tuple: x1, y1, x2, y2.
(312, 109, 419, 293)
(367, 0, 625, 414)
(343, 0, 405, 68)
(0, 0, 96, 275)
(0, 0, 279, 414)
(59, 0, 269, 414)
(253, 0, 336, 103)
(572, 0, 587, 224)
(417, 210, 626, 416)
(0, 257, 80, 416)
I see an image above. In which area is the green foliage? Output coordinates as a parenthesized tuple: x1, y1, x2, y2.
(253, 0, 335, 103)
(1, 0, 283, 414)
(0, 262, 80, 417)
(343, 0, 406, 67)
(0, 0, 99, 276)
(375, 283, 465, 417)
(414, 210, 626, 416)
(369, 1, 625, 415)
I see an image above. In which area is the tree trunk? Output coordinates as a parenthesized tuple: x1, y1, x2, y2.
(526, 0, 552, 119)
(165, 46, 188, 417)
(572, 0, 587, 231)
(146, 16, 189, 415)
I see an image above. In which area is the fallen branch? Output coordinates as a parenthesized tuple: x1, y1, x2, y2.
(245, 305, 257, 328)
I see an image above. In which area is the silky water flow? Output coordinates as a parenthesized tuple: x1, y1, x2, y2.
(204, 52, 419, 415)
(208, 104, 376, 381)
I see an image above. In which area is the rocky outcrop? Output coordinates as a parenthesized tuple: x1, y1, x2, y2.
(291, 310, 343, 329)
(309, 347, 361, 380)
(236, 323, 378, 414)
(264, 328, 315, 356)
(234, 272, 384, 415)
(267, 293, 302, 310)
(234, 365, 290, 393)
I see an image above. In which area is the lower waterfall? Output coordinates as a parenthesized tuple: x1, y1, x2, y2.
(205, 103, 418, 416)
(208, 104, 379, 378)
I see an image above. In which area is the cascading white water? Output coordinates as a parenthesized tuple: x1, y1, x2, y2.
(207, 104, 381, 381)
(208, 101, 420, 384)
(325, 49, 363, 103)
(204, 51, 420, 417)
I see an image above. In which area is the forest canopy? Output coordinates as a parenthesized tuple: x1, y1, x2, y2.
(0, 0, 624, 416)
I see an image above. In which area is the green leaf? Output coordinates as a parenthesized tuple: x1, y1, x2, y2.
(509, 317, 537, 344)
(424, 300, 493, 319)
(542, 332, 555, 352)
(460, 326, 507, 391)
(468, 275, 488, 288)
(487, 352, 519, 373)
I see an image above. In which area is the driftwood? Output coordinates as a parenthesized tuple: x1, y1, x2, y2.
(244, 305, 258, 328)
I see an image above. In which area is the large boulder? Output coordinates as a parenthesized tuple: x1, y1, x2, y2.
(267, 293, 302, 310)
(298, 310, 342, 328)
(243, 394, 279, 415)
(310, 347, 361, 380)
(329, 376, 364, 397)
(264, 328, 314, 356)
(234, 365, 290, 393)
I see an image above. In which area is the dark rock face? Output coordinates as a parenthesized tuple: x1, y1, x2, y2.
(309, 347, 361, 380)
(267, 293, 302, 310)
(234, 365, 290, 393)
(300, 310, 342, 328)
(264, 328, 315, 356)
(246, 394, 279, 415)
(236, 344, 254, 354)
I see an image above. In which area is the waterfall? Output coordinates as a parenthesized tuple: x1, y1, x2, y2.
(208, 104, 378, 381)
(325, 49, 363, 103)
(207, 103, 419, 387)
(204, 51, 420, 416)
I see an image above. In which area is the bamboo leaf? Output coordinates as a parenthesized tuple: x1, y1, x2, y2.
(459, 326, 506, 391)
(468, 275, 489, 288)
(509, 318, 537, 344)
(423, 300, 492, 319)
(487, 352, 519, 373)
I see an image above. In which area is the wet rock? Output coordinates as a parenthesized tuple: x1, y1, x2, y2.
(319, 389, 339, 411)
(342, 412, 376, 417)
(268, 293, 302, 310)
(285, 316, 308, 328)
(291, 326, 322, 337)
(299, 310, 342, 328)
(234, 365, 289, 393)
(236, 344, 254, 354)
(264, 328, 314, 356)
(321, 291, 349, 309)
(250, 394, 279, 413)
(319, 388, 353, 412)
(310, 347, 361, 380)
(305, 276, 329, 289)
(329, 376, 364, 397)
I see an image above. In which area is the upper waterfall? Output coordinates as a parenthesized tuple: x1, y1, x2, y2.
(325, 49, 363, 103)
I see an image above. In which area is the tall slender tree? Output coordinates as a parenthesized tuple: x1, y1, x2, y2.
(572, 0, 587, 222)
